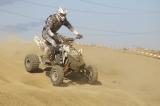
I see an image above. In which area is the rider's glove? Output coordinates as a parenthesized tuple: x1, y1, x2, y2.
(76, 34, 83, 39)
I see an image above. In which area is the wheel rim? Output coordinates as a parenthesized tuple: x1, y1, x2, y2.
(51, 70, 59, 81)
(88, 71, 92, 80)
(85, 69, 92, 80)
(25, 58, 31, 68)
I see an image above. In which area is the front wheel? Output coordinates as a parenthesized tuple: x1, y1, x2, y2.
(85, 65, 98, 84)
(50, 65, 64, 86)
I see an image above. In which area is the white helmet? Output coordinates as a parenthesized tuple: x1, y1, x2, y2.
(57, 7, 67, 21)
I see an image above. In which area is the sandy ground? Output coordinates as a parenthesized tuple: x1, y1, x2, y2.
(0, 38, 160, 106)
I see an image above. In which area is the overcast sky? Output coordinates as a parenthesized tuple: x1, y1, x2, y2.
(0, 0, 160, 49)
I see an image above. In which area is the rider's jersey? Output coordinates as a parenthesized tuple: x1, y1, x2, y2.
(43, 14, 74, 34)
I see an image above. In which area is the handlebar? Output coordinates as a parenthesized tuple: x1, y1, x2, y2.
(60, 36, 82, 46)
(62, 36, 81, 42)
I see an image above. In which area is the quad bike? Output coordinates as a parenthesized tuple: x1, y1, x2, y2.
(24, 35, 98, 86)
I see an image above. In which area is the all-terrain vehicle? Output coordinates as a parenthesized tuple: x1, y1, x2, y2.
(24, 35, 98, 86)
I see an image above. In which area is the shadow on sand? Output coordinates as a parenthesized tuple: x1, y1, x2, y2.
(62, 72, 102, 87)
(29, 68, 44, 73)
(34, 67, 102, 87)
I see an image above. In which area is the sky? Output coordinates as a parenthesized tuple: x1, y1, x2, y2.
(0, 0, 160, 50)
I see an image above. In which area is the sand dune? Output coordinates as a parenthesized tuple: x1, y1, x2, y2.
(0, 38, 160, 106)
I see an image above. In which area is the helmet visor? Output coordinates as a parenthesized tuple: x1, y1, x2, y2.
(60, 13, 66, 17)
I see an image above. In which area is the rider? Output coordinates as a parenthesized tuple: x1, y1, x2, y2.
(42, 7, 83, 61)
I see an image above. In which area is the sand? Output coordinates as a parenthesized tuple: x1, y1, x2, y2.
(0, 38, 160, 106)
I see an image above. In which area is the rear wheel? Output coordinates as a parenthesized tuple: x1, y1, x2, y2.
(85, 65, 98, 84)
(50, 65, 64, 86)
(24, 54, 40, 73)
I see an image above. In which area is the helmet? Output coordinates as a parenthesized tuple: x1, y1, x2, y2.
(57, 7, 67, 21)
